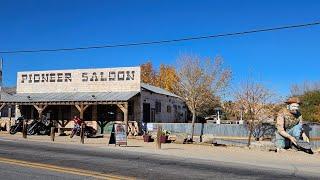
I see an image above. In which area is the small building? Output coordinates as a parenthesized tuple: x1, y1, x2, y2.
(0, 66, 187, 134)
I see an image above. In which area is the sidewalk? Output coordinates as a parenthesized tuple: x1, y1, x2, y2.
(0, 132, 319, 177)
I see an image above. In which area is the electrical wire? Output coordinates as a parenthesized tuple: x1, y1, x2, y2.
(1, 21, 319, 54)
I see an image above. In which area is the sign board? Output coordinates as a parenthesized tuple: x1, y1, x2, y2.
(108, 123, 127, 146)
(114, 124, 127, 146)
(17, 66, 141, 93)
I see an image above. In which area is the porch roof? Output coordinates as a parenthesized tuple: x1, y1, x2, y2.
(0, 91, 139, 105)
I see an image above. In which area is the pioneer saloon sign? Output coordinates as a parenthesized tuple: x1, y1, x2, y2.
(17, 67, 141, 93)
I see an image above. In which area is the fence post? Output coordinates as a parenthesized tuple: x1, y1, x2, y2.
(156, 125, 162, 149)
(50, 120, 55, 142)
(22, 120, 27, 139)
(80, 123, 85, 144)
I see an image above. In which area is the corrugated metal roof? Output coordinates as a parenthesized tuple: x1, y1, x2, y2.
(0, 91, 15, 101)
(1, 91, 139, 103)
(2, 87, 16, 95)
(141, 83, 181, 98)
(0, 84, 180, 103)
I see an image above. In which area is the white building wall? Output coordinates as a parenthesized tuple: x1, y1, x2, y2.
(140, 90, 187, 123)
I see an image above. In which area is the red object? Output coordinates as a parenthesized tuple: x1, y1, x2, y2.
(160, 135, 167, 143)
(143, 135, 152, 142)
(73, 117, 82, 125)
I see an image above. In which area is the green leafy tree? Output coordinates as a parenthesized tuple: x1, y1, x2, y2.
(300, 90, 320, 122)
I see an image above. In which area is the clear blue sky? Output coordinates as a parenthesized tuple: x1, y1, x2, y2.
(0, 0, 319, 97)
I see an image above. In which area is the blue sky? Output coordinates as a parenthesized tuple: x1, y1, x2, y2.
(0, 0, 319, 97)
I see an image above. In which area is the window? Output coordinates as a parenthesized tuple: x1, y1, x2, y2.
(167, 105, 172, 113)
(155, 101, 161, 113)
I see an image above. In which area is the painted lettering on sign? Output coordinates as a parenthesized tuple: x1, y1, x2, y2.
(81, 71, 135, 82)
(20, 71, 135, 83)
(17, 67, 141, 93)
(21, 73, 72, 83)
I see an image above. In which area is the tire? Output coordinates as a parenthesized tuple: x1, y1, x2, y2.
(86, 132, 93, 138)
(9, 125, 18, 135)
(27, 122, 38, 135)
(28, 128, 37, 135)
(70, 130, 75, 138)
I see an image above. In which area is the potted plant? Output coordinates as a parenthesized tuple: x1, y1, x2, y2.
(160, 130, 170, 143)
(143, 132, 153, 142)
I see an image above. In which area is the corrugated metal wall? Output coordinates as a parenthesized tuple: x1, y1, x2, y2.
(149, 123, 249, 136)
(148, 123, 320, 148)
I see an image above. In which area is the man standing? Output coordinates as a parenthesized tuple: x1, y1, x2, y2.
(275, 97, 310, 151)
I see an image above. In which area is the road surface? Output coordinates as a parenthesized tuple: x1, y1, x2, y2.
(0, 138, 318, 179)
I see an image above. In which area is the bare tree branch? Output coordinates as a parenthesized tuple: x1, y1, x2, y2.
(174, 54, 231, 141)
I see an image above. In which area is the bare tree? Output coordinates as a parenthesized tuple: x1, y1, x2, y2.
(291, 81, 320, 96)
(174, 55, 231, 141)
(235, 80, 276, 146)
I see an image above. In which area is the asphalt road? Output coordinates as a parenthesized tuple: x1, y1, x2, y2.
(0, 139, 318, 180)
(0, 163, 89, 180)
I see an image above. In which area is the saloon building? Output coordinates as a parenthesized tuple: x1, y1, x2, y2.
(0, 66, 187, 133)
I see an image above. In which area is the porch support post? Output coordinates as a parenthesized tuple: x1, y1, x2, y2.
(15, 105, 21, 120)
(75, 103, 89, 120)
(117, 102, 128, 134)
(92, 104, 98, 130)
(58, 106, 65, 135)
(7, 105, 12, 132)
(0, 103, 5, 130)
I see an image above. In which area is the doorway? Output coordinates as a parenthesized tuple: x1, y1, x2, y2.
(143, 103, 150, 123)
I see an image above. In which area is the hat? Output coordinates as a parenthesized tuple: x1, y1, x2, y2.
(285, 97, 301, 104)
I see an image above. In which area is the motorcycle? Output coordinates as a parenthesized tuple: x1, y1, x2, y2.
(9, 116, 25, 135)
(70, 124, 97, 138)
(27, 119, 52, 135)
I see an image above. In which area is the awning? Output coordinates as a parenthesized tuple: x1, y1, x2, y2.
(0, 91, 139, 105)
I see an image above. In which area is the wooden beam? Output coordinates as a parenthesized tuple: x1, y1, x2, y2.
(33, 104, 48, 112)
(0, 103, 6, 111)
(83, 104, 89, 111)
(75, 103, 90, 119)
(33, 104, 48, 118)
(75, 104, 81, 112)
(4, 101, 127, 106)
(7, 105, 12, 132)
(75, 104, 89, 112)
(117, 103, 128, 112)
(117, 102, 128, 134)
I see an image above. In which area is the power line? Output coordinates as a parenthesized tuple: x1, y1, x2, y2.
(1, 21, 320, 54)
